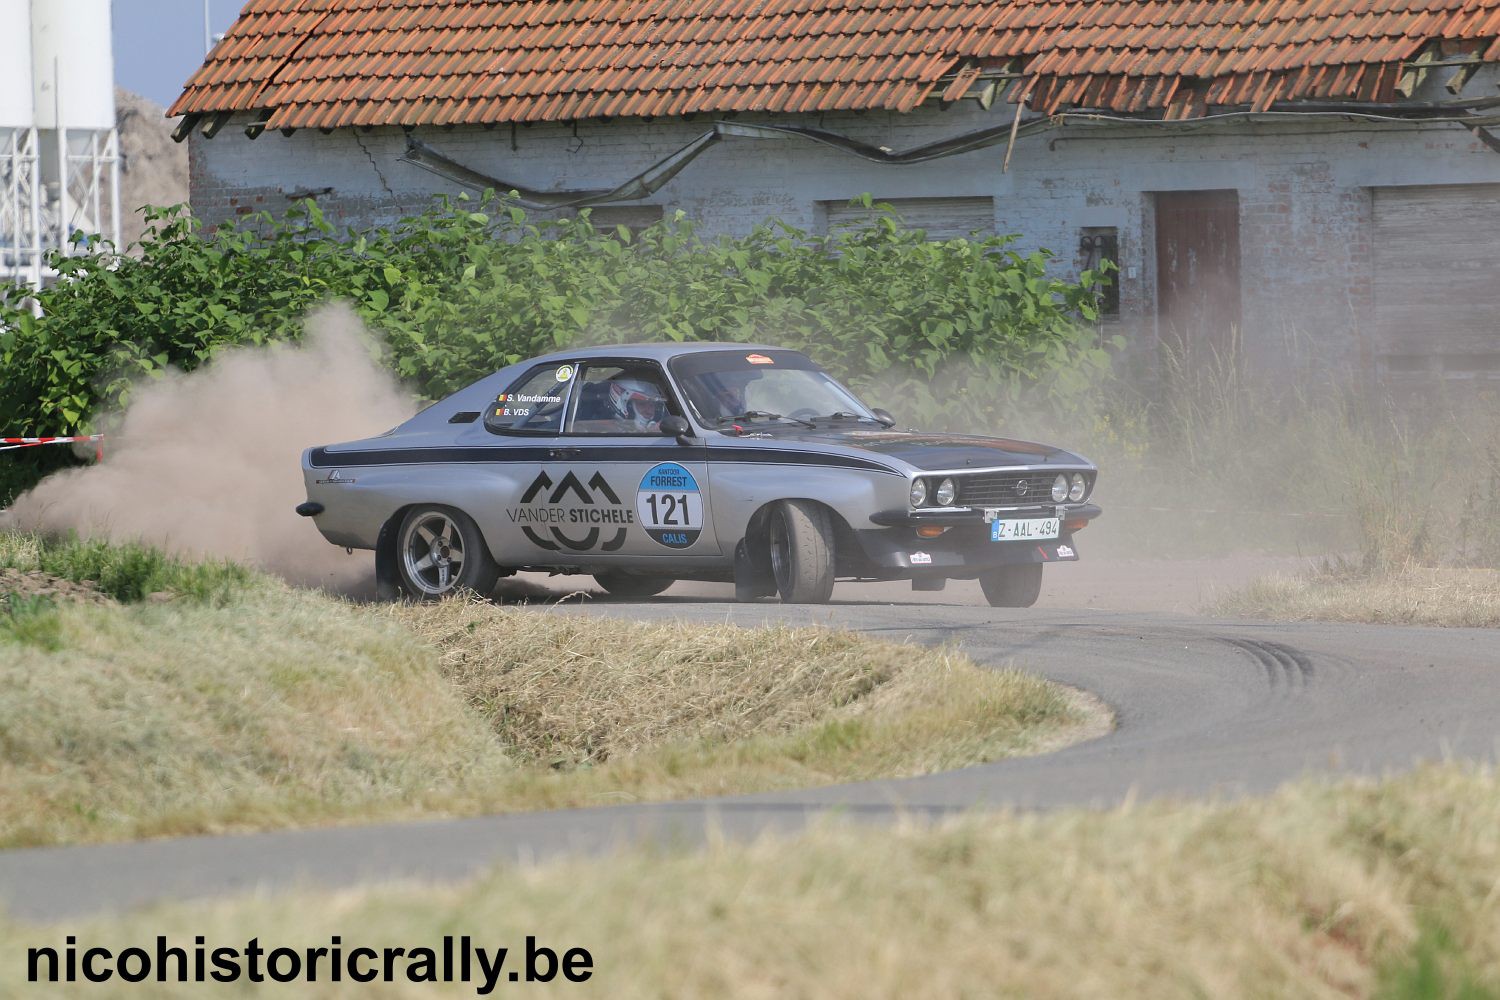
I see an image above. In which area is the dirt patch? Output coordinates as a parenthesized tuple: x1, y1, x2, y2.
(0, 568, 115, 606)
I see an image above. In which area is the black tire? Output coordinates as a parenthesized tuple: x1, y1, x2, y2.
(593, 572, 674, 598)
(979, 563, 1043, 608)
(374, 526, 402, 601)
(767, 500, 836, 604)
(394, 505, 500, 601)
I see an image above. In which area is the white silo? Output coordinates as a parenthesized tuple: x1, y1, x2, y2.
(0, 0, 36, 129)
(32, 0, 117, 131)
(30, 0, 120, 267)
(1, 0, 44, 290)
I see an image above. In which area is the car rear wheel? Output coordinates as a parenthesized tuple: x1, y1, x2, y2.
(395, 505, 500, 601)
(767, 500, 836, 604)
(979, 563, 1043, 608)
(593, 572, 674, 598)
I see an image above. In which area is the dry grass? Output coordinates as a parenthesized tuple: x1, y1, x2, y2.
(395, 598, 1092, 770)
(0, 568, 1099, 848)
(0, 583, 513, 848)
(7, 764, 1498, 998)
(1208, 566, 1500, 627)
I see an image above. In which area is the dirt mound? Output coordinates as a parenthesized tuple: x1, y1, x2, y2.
(0, 568, 114, 606)
(115, 88, 190, 252)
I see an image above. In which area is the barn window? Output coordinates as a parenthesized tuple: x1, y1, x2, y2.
(818, 197, 995, 241)
(1079, 227, 1121, 318)
(583, 204, 664, 234)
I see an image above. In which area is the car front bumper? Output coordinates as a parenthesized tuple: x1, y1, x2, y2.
(849, 503, 1102, 577)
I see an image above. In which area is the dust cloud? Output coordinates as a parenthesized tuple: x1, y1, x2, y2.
(11, 303, 415, 590)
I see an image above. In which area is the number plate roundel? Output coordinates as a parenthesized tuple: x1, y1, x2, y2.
(637, 463, 704, 548)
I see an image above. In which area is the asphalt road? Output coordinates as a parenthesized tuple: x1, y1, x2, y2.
(2, 595, 1497, 921)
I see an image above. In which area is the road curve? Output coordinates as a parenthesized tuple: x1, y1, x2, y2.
(2, 599, 1497, 921)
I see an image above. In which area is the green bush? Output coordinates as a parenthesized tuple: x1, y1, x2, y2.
(0, 193, 1111, 449)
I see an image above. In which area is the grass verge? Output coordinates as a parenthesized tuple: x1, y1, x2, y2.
(0, 534, 1102, 848)
(0, 532, 251, 603)
(5, 765, 1498, 998)
(1208, 565, 1500, 627)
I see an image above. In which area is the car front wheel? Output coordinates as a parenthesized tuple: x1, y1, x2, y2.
(593, 572, 674, 598)
(767, 500, 836, 604)
(395, 505, 500, 600)
(978, 563, 1043, 608)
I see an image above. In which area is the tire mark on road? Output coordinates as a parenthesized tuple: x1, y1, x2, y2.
(1216, 637, 1314, 690)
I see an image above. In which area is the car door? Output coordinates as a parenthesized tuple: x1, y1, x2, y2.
(470, 359, 583, 566)
(546, 360, 720, 561)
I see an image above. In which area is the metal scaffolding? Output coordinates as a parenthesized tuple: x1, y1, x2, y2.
(0, 125, 44, 291)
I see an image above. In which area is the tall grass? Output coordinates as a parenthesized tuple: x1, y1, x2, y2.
(0, 533, 254, 603)
(1007, 335, 1500, 570)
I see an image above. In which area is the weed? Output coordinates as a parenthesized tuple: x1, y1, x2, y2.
(0, 533, 254, 603)
(1377, 920, 1497, 1000)
(0, 593, 62, 651)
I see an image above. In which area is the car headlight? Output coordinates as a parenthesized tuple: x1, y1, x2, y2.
(935, 477, 957, 507)
(1051, 474, 1069, 503)
(1069, 472, 1087, 502)
(910, 478, 928, 508)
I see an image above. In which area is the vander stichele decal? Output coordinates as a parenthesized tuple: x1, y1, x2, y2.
(509, 470, 633, 552)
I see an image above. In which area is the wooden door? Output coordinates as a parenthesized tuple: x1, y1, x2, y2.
(1155, 190, 1241, 363)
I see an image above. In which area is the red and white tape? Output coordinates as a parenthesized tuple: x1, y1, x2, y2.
(0, 435, 105, 455)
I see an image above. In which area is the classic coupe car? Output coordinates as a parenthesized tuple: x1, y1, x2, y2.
(298, 344, 1100, 605)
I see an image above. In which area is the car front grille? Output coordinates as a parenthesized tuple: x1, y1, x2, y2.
(955, 470, 1091, 508)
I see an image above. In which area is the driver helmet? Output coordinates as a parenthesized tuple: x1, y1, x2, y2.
(605, 377, 665, 431)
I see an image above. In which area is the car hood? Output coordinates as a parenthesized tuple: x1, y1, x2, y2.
(717, 426, 1089, 471)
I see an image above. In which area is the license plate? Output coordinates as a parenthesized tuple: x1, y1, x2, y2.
(991, 518, 1060, 541)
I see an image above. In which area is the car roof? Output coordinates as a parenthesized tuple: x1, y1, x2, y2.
(526, 342, 792, 365)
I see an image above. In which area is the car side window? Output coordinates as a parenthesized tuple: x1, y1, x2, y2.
(483, 363, 577, 435)
(564, 363, 677, 436)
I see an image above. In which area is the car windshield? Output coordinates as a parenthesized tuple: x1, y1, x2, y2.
(669, 350, 877, 426)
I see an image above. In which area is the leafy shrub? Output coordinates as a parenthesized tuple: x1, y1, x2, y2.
(0, 193, 1110, 456)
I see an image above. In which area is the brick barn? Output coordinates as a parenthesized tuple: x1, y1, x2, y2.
(170, 0, 1500, 385)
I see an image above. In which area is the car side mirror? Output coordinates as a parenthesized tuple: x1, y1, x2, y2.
(871, 408, 896, 428)
(660, 415, 695, 445)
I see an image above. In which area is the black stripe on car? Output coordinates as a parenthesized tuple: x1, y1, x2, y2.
(307, 446, 902, 475)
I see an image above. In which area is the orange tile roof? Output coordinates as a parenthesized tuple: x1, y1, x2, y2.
(170, 0, 1500, 129)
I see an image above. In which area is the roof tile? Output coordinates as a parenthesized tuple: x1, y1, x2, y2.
(170, 0, 1500, 128)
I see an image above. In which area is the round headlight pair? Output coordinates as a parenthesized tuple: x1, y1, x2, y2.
(1050, 472, 1090, 503)
(910, 477, 958, 508)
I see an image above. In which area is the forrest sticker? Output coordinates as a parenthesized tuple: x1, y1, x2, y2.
(637, 463, 703, 548)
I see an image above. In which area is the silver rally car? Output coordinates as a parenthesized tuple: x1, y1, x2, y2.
(298, 344, 1101, 605)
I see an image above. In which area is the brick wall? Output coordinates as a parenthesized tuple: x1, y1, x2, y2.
(186, 78, 1500, 378)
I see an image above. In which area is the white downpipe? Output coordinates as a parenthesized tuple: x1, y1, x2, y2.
(108, 129, 120, 250)
(53, 57, 68, 258)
